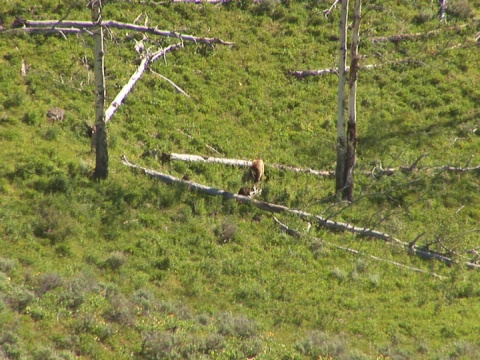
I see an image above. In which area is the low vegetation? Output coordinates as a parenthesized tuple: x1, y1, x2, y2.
(1, 0, 480, 359)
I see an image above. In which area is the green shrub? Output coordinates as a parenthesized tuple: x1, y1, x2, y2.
(0, 331, 24, 359)
(295, 331, 347, 359)
(216, 312, 258, 338)
(140, 331, 178, 360)
(0, 258, 17, 274)
(104, 294, 135, 326)
(447, 0, 474, 19)
(7, 287, 36, 312)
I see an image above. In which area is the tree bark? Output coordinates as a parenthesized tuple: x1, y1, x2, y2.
(335, 0, 349, 196)
(343, 0, 361, 201)
(91, 0, 109, 180)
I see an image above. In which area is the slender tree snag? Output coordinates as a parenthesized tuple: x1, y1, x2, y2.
(121, 156, 480, 269)
(91, 0, 109, 180)
(439, 0, 447, 23)
(16, 20, 235, 46)
(343, 0, 362, 201)
(335, 0, 349, 196)
(272, 216, 447, 279)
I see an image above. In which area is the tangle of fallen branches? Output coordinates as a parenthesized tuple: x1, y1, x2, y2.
(272, 216, 447, 279)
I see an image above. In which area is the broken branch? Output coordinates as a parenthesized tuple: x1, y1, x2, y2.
(105, 43, 182, 123)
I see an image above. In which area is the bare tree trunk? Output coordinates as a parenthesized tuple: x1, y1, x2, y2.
(335, 0, 349, 196)
(91, 0, 108, 180)
(343, 0, 361, 201)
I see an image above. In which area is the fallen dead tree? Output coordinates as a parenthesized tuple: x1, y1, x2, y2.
(8, 19, 235, 46)
(157, 152, 335, 177)
(272, 216, 447, 279)
(289, 60, 424, 79)
(121, 155, 480, 269)
(150, 152, 480, 178)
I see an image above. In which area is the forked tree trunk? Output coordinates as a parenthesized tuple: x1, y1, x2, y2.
(91, 0, 109, 180)
(335, 0, 349, 196)
(343, 0, 362, 201)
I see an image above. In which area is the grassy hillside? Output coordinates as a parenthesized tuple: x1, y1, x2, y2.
(1, 0, 480, 359)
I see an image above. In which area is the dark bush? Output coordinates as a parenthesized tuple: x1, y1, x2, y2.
(103, 251, 127, 271)
(37, 272, 64, 295)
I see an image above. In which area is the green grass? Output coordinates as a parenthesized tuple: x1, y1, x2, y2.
(1, 0, 480, 358)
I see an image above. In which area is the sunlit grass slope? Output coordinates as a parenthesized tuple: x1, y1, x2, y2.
(1, 0, 480, 359)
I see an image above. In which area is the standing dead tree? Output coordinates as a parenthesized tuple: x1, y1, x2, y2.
(343, 0, 362, 201)
(91, 0, 108, 180)
(334, 0, 349, 199)
(5, 8, 234, 180)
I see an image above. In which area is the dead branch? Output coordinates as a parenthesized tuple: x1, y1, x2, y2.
(106, 56, 148, 123)
(13, 19, 234, 46)
(323, 0, 341, 17)
(3, 27, 89, 36)
(175, 129, 224, 155)
(289, 60, 424, 79)
(369, 23, 473, 44)
(150, 70, 192, 98)
(120, 155, 480, 270)
(105, 43, 183, 123)
(273, 216, 447, 279)
(372, 159, 480, 177)
(434, 164, 480, 173)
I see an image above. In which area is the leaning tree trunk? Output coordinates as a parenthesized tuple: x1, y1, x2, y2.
(335, 0, 349, 197)
(92, 0, 108, 180)
(343, 0, 362, 201)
